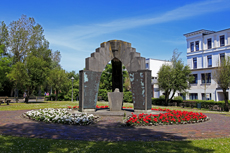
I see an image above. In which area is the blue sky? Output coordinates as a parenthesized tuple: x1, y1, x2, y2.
(1, 0, 230, 72)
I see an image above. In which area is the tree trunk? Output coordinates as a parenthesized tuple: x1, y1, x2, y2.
(55, 89, 58, 101)
(164, 91, 170, 106)
(169, 91, 176, 104)
(25, 90, 29, 103)
(223, 89, 229, 111)
(10, 88, 14, 97)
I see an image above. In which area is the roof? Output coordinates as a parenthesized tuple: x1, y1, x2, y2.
(183, 29, 215, 37)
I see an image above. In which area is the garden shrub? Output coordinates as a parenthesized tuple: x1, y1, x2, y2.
(173, 96, 183, 101)
(98, 89, 109, 101)
(182, 100, 230, 109)
(123, 91, 133, 103)
(152, 98, 164, 105)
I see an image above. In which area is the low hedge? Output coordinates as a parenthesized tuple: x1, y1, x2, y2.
(182, 100, 230, 108)
(152, 98, 182, 106)
(152, 98, 230, 109)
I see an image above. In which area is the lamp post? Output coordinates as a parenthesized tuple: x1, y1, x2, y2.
(71, 77, 74, 102)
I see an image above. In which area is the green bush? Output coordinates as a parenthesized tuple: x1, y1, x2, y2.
(63, 88, 79, 101)
(152, 98, 164, 105)
(98, 89, 109, 101)
(123, 91, 133, 103)
(152, 97, 183, 106)
(182, 100, 230, 109)
(159, 95, 165, 99)
(173, 96, 183, 101)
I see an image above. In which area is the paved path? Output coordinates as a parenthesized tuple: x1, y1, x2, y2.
(0, 110, 230, 141)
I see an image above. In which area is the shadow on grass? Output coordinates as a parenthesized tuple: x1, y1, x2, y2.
(0, 118, 214, 152)
(26, 101, 47, 104)
(0, 134, 215, 153)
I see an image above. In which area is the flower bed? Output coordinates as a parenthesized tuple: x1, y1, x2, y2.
(126, 108, 209, 126)
(24, 108, 98, 125)
(67, 105, 109, 109)
(96, 105, 109, 109)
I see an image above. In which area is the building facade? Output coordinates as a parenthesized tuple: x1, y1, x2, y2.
(145, 58, 171, 98)
(184, 28, 230, 101)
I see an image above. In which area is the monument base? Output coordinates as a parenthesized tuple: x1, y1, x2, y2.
(134, 109, 152, 114)
(79, 109, 95, 112)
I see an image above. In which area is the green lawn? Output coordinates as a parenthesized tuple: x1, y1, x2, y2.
(1, 101, 230, 152)
(0, 135, 230, 153)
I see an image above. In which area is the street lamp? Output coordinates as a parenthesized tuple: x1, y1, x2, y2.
(71, 76, 74, 102)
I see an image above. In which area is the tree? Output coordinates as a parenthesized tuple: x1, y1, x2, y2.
(0, 45, 12, 91)
(47, 67, 69, 101)
(158, 50, 193, 105)
(0, 21, 9, 54)
(99, 64, 112, 91)
(212, 56, 230, 111)
(7, 54, 48, 102)
(8, 15, 47, 64)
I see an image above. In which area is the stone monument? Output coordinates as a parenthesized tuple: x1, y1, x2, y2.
(79, 40, 152, 113)
(108, 88, 123, 111)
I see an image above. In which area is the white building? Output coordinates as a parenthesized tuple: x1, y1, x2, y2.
(184, 28, 230, 101)
(145, 58, 171, 98)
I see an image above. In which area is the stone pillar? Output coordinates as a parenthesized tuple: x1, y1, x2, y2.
(112, 58, 123, 92)
(108, 88, 123, 111)
(129, 70, 152, 112)
(79, 70, 101, 112)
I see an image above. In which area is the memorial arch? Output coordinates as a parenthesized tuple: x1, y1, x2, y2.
(79, 40, 152, 112)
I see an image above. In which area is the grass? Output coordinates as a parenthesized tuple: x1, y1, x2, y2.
(1, 101, 230, 152)
(0, 135, 230, 153)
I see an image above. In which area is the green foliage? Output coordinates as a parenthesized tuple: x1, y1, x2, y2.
(98, 89, 109, 101)
(173, 96, 183, 102)
(0, 45, 12, 91)
(7, 55, 49, 102)
(212, 56, 230, 111)
(99, 64, 112, 91)
(123, 91, 133, 103)
(159, 95, 165, 99)
(63, 88, 79, 101)
(158, 49, 193, 105)
(182, 100, 229, 109)
(47, 67, 69, 101)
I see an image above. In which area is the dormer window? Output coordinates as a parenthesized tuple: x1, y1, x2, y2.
(190, 42, 194, 52)
(195, 41, 199, 51)
(220, 35, 225, 46)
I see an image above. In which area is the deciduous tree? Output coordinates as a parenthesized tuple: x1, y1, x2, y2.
(158, 50, 193, 105)
(47, 67, 69, 101)
(7, 54, 48, 102)
(212, 56, 230, 111)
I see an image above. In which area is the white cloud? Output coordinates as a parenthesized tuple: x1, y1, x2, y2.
(44, 0, 230, 71)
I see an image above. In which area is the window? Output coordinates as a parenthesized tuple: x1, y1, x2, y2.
(201, 73, 211, 84)
(190, 74, 197, 84)
(178, 93, 186, 100)
(145, 63, 149, 69)
(190, 42, 194, 52)
(220, 53, 225, 64)
(207, 38, 212, 49)
(220, 35, 225, 46)
(202, 93, 211, 100)
(195, 41, 199, 51)
(193, 57, 197, 69)
(207, 55, 212, 67)
(189, 93, 198, 100)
